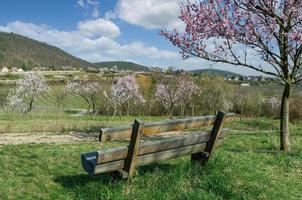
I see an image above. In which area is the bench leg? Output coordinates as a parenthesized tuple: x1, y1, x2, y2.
(192, 111, 226, 165)
(110, 169, 130, 180)
(111, 119, 144, 180)
(191, 151, 209, 165)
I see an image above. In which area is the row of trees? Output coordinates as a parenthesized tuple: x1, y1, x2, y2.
(4, 72, 296, 121)
(4, 73, 201, 118)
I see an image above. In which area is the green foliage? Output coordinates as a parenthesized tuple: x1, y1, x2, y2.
(191, 69, 242, 77)
(94, 61, 149, 72)
(233, 88, 265, 117)
(290, 93, 302, 122)
(197, 76, 234, 115)
(21, 63, 29, 71)
(0, 32, 92, 69)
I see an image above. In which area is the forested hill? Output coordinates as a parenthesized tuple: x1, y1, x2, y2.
(190, 69, 242, 77)
(0, 32, 92, 69)
(94, 61, 150, 71)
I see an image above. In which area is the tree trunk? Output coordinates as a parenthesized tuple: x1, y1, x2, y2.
(191, 105, 195, 116)
(113, 108, 117, 117)
(26, 99, 34, 113)
(92, 101, 96, 113)
(87, 103, 91, 114)
(169, 106, 174, 119)
(127, 100, 130, 116)
(280, 83, 291, 151)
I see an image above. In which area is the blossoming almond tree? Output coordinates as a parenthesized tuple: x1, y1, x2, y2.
(178, 75, 200, 116)
(155, 74, 199, 118)
(65, 80, 100, 114)
(8, 72, 50, 113)
(105, 75, 145, 116)
(161, 0, 302, 151)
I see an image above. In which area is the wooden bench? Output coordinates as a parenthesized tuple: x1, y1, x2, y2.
(81, 111, 234, 179)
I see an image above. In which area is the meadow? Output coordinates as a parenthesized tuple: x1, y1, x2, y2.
(0, 117, 301, 200)
(0, 72, 302, 199)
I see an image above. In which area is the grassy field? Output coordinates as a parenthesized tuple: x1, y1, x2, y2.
(0, 111, 165, 134)
(0, 117, 301, 199)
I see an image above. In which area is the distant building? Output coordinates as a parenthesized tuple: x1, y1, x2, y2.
(87, 67, 98, 73)
(1, 67, 9, 73)
(61, 66, 73, 71)
(111, 65, 118, 72)
(240, 83, 250, 87)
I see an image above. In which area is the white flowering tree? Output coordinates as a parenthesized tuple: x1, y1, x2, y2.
(7, 72, 50, 113)
(103, 89, 123, 118)
(105, 75, 145, 116)
(178, 75, 200, 116)
(266, 96, 281, 118)
(155, 74, 199, 118)
(65, 80, 101, 114)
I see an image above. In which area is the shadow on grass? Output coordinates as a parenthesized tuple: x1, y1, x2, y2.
(55, 163, 175, 188)
(69, 125, 102, 134)
(54, 173, 114, 188)
(54, 161, 247, 199)
(138, 163, 174, 174)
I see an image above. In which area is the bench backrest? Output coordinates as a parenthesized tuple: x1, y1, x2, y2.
(82, 111, 234, 179)
(99, 112, 234, 142)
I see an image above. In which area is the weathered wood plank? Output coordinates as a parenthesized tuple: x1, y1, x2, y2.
(192, 111, 226, 165)
(122, 120, 144, 178)
(91, 140, 224, 175)
(81, 152, 97, 175)
(96, 129, 228, 164)
(99, 113, 234, 142)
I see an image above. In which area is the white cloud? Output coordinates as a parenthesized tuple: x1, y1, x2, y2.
(77, 0, 85, 7)
(105, 10, 117, 20)
(92, 8, 99, 18)
(0, 20, 177, 63)
(77, 18, 120, 38)
(78, 0, 100, 18)
(116, 0, 185, 31)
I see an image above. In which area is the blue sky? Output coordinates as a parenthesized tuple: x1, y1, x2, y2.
(0, 0, 259, 75)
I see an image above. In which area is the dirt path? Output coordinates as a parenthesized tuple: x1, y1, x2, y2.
(0, 132, 99, 145)
(0, 129, 277, 145)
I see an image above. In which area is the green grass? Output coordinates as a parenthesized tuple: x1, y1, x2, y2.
(0, 118, 302, 199)
(0, 111, 166, 134)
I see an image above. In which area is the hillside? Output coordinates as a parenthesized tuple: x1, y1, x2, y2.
(190, 68, 242, 77)
(0, 32, 92, 69)
(94, 61, 149, 71)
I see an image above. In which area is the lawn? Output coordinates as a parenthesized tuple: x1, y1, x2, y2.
(0, 117, 301, 199)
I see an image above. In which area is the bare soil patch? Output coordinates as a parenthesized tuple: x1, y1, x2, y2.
(0, 132, 98, 145)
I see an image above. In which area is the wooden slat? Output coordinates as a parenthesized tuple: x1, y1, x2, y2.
(96, 129, 228, 164)
(99, 113, 234, 142)
(123, 120, 144, 178)
(81, 152, 97, 175)
(92, 140, 224, 175)
(192, 111, 226, 165)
